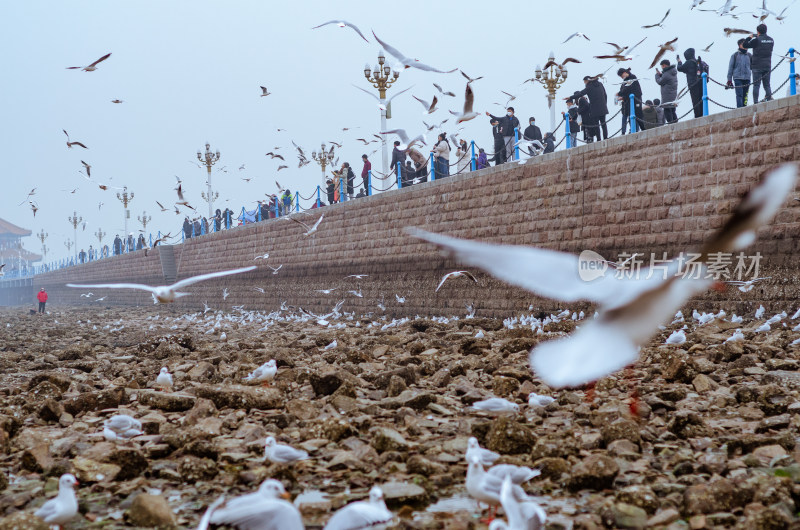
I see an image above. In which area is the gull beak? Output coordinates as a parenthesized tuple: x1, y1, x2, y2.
(281, 492, 291, 500)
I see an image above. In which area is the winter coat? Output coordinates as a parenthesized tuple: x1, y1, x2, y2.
(542, 134, 555, 154)
(565, 106, 580, 133)
(618, 73, 643, 107)
(390, 147, 405, 174)
(345, 167, 355, 194)
(641, 105, 659, 130)
(433, 139, 450, 160)
(326, 182, 335, 204)
(523, 124, 543, 142)
(361, 159, 371, 179)
(655, 65, 679, 107)
(490, 118, 504, 139)
(113, 236, 122, 254)
(655, 106, 665, 125)
(743, 33, 774, 71)
(488, 114, 520, 137)
(37, 290, 48, 303)
(406, 147, 427, 170)
(727, 49, 752, 81)
(477, 152, 488, 169)
(577, 79, 609, 117)
(678, 48, 700, 89)
(577, 97, 592, 129)
(456, 147, 470, 174)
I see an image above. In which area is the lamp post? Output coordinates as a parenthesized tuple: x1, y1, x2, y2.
(36, 229, 48, 259)
(311, 143, 335, 183)
(116, 186, 134, 240)
(67, 211, 82, 257)
(94, 228, 106, 245)
(41, 244, 49, 260)
(197, 142, 221, 219)
(533, 51, 569, 133)
(64, 240, 73, 256)
(364, 50, 400, 176)
(137, 211, 151, 233)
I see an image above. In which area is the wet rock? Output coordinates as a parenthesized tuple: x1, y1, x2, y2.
(72, 456, 121, 483)
(382, 390, 434, 411)
(0, 512, 50, 530)
(371, 427, 409, 453)
(106, 447, 148, 481)
(381, 481, 428, 507)
(684, 478, 753, 515)
(192, 384, 282, 410)
(386, 375, 407, 397)
(407, 454, 447, 476)
(616, 485, 659, 514)
(485, 416, 536, 454)
(136, 389, 196, 412)
(601, 502, 647, 529)
(177, 456, 218, 481)
(601, 419, 641, 446)
(568, 454, 619, 491)
(309, 369, 344, 396)
(38, 399, 63, 423)
(21, 444, 53, 473)
(662, 351, 697, 383)
(126, 493, 176, 529)
(534, 457, 570, 481)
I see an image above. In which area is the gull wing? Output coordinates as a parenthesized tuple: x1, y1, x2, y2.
(170, 266, 256, 291)
(381, 128, 410, 144)
(66, 282, 157, 293)
(196, 496, 225, 530)
(372, 31, 410, 63)
(210, 498, 303, 530)
(463, 83, 474, 114)
(353, 84, 380, 102)
(87, 53, 112, 68)
(325, 503, 393, 530)
(386, 85, 413, 103)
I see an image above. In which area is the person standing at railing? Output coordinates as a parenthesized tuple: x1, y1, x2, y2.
(576, 76, 609, 141)
(407, 147, 427, 184)
(743, 24, 774, 103)
(325, 178, 336, 204)
(562, 97, 580, 145)
(456, 139, 470, 174)
(677, 49, 703, 118)
(727, 39, 753, 108)
(361, 154, 371, 188)
(281, 189, 293, 211)
(342, 162, 355, 199)
(476, 148, 488, 169)
(404, 161, 417, 185)
(655, 60, 679, 124)
(486, 107, 519, 163)
(88, 244, 94, 261)
(653, 99, 666, 126)
(542, 132, 555, 154)
(489, 118, 506, 165)
(390, 141, 406, 177)
(113, 234, 122, 255)
(78, 249, 86, 264)
(182, 217, 192, 240)
(356, 188, 366, 198)
(617, 68, 644, 130)
(102, 244, 109, 258)
(37, 288, 48, 314)
(214, 208, 222, 231)
(432, 133, 450, 178)
(641, 100, 658, 130)
(126, 232, 135, 252)
(574, 93, 593, 143)
(137, 234, 145, 250)
(523, 117, 543, 144)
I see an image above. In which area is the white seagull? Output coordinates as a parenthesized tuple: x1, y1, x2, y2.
(436, 270, 478, 292)
(380, 128, 426, 150)
(472, 397, 520, 413)
(196, 496, 226, 530)
(103, 414, 143, 441)
(289, 214, 324, 236)
(264, 436, 309, 464)
(410, 164, 796, 387)
(66, 266, 257, 304)
(323, 486, 394, 530)
(563, 32, 590, 43)
(209, 479, 302, 530)
(245, 360, 277, 386)
(34, 474, 79, 528)
(353, 84, 412, 111)
(498, 474, 547, 530)
(451, 83, 479, 123)
(465, 437, 500, 466)
(372, 31, 457, 73)
(466, 456, 528, 520)
(66, 53, 111, 71)
(156, 367, 173, 391)
(311, 20, 370, 43)
(413, 94, 438, 114)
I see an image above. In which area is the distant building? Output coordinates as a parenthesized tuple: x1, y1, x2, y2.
(0, 218, 42, 276)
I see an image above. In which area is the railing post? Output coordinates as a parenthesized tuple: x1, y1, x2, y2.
(430, 152, 436, 181)
(340, 175, 345, 200)
(316, 185, 321, 207)
(565, 115, 572, 148)
(295, 192, 299, 212)
(192, 223, 196, 237)
(514, 127, 520, 160)
(629, 94, 637, 134)
(702, 72, 709, 116)
(470, 140, 476, 170)
(790, 48, 797, 96)
(367, 170, 372, 196)
(396, 161, 402, 189)
(274, 200, 279, 217)
(257, 205, 261, 222)
(149, 233, 152, 246)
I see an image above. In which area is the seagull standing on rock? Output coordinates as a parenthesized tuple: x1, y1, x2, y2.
(34, 473, 79, 528)
(104, 414, 142, 442)
(156, 367, 173, 391)
(245, 360, 277, 387)
(264, 436, 309, 464)
(466, 437, 500, 465)
(323, 486, 394, 530)
(472, 397, 520, 413)
(208, 479, 302, 530)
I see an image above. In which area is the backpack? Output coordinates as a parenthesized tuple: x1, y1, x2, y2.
(697, 56, 710, 76)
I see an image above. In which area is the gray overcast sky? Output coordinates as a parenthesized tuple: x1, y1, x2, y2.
(2, 0, 797, 263)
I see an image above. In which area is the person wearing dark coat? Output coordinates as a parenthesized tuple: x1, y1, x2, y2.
(523, 117, 543, 143)
(563, 98, 580, 145)
(576, 76, 609, 140)
(214, 209, 222, 231)
(617, 68, 644, 131)
(342, 162, 355, 197)
(677, 48, 704, 118)
(182, 218, 192, 239)
(486, 108, 520, 162)
(113, 234, 122, 255)
(390, 142, 406, 177)
(542, 132, 555, 154)
(641, 100, 659, 130)
(192, 220, 201, 237)
(655, 60, 679, 123)
(575, 93, 594, 143)
(489, 118, 506, 165)
(222, 208, 233, 228)
(325, 179, 335, 204)
(743, 24, 774, 103)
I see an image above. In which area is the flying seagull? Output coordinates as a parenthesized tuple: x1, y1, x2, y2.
(81, 160, 91, 177)
(373, 31, 457, 73)
(410, 164, 796, 387)
(724, 27, 752, 37)
(66, 266, 257, 304)
(649, 38, 679, 69)
(563, 32, 590, 43)
(413, 94, 438, 114)
(460, 70, 484, 84)
(62, 130, 88, 149)
(353, 84, 412, 111)
(433, 83, 456, 97)
(311, 20, 370, 43)
(642, 9, 670, 28)
(260, 86, 271, 97)
(208, 480, 301, 530)
(436, 270, 478, 292)
(451, 83, 479, 123)
(66, 53, 111, 71)
(111, 99, 123, 104)
(380, 128, 426, 150)
(289, 214, 324, 236)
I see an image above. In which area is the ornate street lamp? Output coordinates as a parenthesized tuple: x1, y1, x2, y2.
(364, 50, 400, 175)
(67, 211, 82, 257)
(311, 143, 335, 183)
(197, 142, 221, 219)
(116, 186, 134, 239)
(533, 51, 569, 133)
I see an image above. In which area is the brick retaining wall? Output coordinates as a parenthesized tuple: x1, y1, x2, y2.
(29, 96, 800, 317)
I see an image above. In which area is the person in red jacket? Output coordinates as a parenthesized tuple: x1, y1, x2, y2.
(37, 288, 48, 314)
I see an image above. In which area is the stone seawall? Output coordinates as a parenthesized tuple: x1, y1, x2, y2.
(30, 96, 800, 317)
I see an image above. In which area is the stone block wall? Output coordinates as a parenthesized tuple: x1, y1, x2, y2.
(31, 96, 800, 317)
